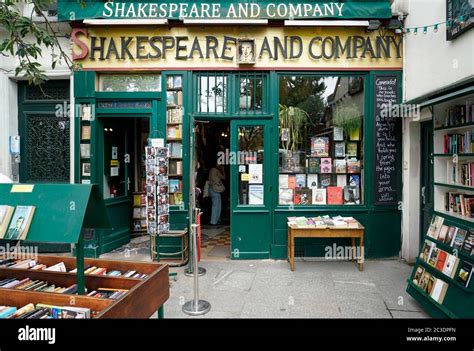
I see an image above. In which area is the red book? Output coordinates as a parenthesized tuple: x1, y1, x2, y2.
(435, 250, 447, 271)
(327, 186, 343, 205)
(288, 176, 296, 190)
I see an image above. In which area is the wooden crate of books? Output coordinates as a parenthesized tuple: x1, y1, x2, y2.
(0, 255, 169, 319)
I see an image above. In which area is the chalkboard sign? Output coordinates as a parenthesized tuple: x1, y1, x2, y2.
(374, 75, 399, 205)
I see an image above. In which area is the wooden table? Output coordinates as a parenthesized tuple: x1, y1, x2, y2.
(288, 223, 365, 272)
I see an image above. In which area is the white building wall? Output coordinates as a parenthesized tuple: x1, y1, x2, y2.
(401, 0, 473, 102)
(0, 14, 71, 181)
(398, 0, 474, 262)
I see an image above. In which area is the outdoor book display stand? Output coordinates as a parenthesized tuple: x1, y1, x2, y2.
(406, 96, 474, 318)
(406, 215, 474, 318)
(0, 184, 169, 318)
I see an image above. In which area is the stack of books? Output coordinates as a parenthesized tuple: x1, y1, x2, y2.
(287, 215, 360, 228)
(0, 259, 148, 279)
(0, 277, 78, 294)
(0, 303, 92, 319)
(447, 161, 474, 186)
(444, 192, 474, 217)
(442, 104, 474, 127)
(443, 132, 474, 154)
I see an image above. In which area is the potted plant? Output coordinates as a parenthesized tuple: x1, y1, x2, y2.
(279, 104, 309, 172)
(333, 105, 362, 141)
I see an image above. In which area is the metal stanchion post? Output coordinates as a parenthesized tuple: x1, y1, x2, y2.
(182, 224, 211, 316)
(185, 207, 206, 276)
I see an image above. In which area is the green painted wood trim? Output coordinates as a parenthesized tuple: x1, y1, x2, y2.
(434, 182, 474, 191)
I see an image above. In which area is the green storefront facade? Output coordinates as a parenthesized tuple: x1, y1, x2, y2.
(63, 0, 403, 259)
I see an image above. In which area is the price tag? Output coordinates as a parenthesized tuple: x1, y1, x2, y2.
(11, 184, 34, 193)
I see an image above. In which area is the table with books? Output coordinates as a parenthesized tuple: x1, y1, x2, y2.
(287, 216, 365, 272)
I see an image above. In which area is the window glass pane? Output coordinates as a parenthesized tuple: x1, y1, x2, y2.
(238, 126, 264, 205)
(239, 74, 263, 112)
(278, 76, 364, 206)
(99, 74, 161, 92)
(198, 74, 227, 113)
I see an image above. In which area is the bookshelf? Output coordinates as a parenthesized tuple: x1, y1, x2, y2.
(406, 93, 474, 318)
(132, 192, 147, 235)
(166, 74, 184, 206)
(79, 104, 93, 185)
(433, 94, 474, 222)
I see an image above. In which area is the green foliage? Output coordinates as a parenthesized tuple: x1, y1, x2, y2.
(279, 104, 309, 152)
(279, 76, 326, 125)
(0, 0, 74, 85)
(333, 104, 362, 136)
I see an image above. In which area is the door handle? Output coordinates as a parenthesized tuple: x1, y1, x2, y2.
(421, 186, 426, 205)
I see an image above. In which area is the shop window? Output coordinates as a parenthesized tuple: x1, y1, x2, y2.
(238, 126, 264, 205)
(237, 72, 264, 114)
(197, 72, 227, 113)
(98, 74, 161, 92)
(446, 0, 473, 40)
(278, 75, 365, 206)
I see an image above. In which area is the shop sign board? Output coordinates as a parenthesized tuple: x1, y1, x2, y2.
(59, 0, 392, 21)
(72, 27, 403, 70)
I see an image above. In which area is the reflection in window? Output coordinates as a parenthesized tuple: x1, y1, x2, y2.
(278, 76, 364, 206)
(238, 126, 264, 205)
(99, 74, 161, 92)
(198, 73, 227, 113)
(238, 72, 263, 113)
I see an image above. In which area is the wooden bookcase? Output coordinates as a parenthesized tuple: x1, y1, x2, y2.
(0, 255, 169, 318)
(407, 93, 474, 318)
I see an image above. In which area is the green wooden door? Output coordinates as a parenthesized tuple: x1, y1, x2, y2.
(230, 119, 272, 259)
(420, 120, 434, 249)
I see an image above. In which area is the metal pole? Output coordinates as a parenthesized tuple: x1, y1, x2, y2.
(185, 121, 206, 276)
(182, 223, 211, 316)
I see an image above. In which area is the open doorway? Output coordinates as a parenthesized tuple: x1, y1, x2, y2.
(195, 120, 231, 260)
(99, 117, 150, 242)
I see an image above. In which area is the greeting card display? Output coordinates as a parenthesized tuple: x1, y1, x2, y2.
(145, 146, 170, 236)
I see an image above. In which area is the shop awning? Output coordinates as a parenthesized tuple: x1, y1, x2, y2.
(405, 76, 474, 108)
(58, 0, 393, 22)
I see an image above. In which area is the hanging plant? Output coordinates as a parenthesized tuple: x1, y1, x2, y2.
(279, 104, 309, 152)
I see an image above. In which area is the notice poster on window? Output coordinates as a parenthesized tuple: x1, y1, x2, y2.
(248, 164, 263, 184)
(374, 75, 400, 205)
(249, 185, 264, 205)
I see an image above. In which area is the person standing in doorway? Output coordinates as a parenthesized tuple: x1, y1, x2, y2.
(208, 161, 226, 225)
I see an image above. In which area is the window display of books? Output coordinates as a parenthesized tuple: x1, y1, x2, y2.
(166, 75, 184, 206)
(278, 126, 362, 206)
